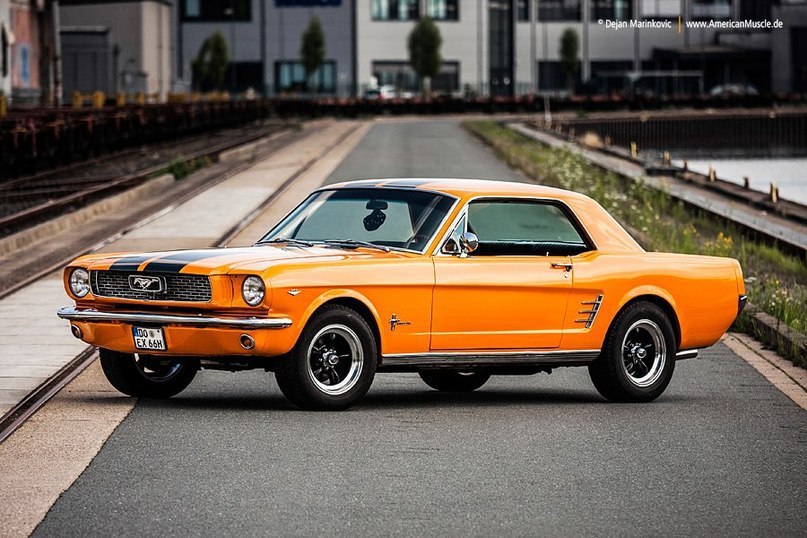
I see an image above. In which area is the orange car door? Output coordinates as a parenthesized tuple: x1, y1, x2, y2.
(430, 199, 590, 351)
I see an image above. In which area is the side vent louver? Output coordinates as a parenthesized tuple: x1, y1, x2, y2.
(575, 294, 604, 329)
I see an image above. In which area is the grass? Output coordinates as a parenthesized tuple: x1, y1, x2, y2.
(154, 156, 210, 181)
(465, 120, 807, 366)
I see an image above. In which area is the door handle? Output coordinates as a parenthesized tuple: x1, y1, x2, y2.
(550, 262, 573, 272)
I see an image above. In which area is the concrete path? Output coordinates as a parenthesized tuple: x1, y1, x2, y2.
(510, 123, 807, 252)
(0, 120, 357, 418)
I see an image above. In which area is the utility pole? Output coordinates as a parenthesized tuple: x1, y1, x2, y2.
(224, 2, 237, 93)
(530, 0, 536, 93)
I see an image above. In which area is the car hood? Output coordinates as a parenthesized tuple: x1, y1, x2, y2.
(78, 245, 407, 275)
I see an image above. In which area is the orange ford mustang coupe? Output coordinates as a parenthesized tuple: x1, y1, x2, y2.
(58, 179, 747, 410)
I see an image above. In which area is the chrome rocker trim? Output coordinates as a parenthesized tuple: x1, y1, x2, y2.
(675, 349, 699, 360)
(381, 349, 601, 369)
(57, 307, 292, 330)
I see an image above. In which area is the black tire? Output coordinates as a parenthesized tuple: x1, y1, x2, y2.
(419, 371, 491, 392)
(588, 301, 676, 403)
(275, 305, 377, 411)
(99, 348, 198, 398)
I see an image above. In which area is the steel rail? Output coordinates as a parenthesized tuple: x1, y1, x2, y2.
(0, 130, 273, 231)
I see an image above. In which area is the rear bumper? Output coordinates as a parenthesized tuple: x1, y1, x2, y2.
(57, 307, 292, 330)
(738, 294, 748, 316)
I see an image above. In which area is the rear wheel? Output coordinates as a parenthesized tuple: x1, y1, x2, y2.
(99, 348, 198, 398)
(275, 305, 377, 411)
(419, 371, 491, 392)
(588, 301, 676, 402)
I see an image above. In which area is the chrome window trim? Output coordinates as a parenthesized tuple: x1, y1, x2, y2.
(258, 186, 460, 256)
(430, 195, 599, 257)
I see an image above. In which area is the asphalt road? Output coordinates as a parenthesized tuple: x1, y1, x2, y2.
(36, 121, 807, 536)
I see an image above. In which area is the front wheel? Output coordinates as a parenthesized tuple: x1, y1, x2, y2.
(588, 301, 676, 402)
(275, 305, 377, 410)
(99, 348, 198, 398)
(419, 371, 491, 392)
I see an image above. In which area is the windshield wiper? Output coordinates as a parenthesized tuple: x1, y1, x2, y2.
(256, 237, 316, 247)
(322, 239, 390, 253)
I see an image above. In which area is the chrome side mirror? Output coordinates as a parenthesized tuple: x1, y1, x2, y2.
(459, 232, 479, 257)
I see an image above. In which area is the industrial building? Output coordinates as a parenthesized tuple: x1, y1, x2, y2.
(175, 0, 807, 97)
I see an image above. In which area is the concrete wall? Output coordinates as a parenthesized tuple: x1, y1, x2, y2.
(61, 0, 172, 97)
(9, 0, 42, 103)
(356, 0, 485, 94)
(264, 0, 355, 95)
(177, 0, 262, 86)
(178, 0, 356, 96)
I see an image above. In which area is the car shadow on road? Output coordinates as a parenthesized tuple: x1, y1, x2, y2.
(358, 388, 606, 410)
(94, 387, 615, 413)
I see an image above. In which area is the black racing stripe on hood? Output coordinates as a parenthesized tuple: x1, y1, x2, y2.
(141, 250, 234, 273)
(108, 255, 155, 272)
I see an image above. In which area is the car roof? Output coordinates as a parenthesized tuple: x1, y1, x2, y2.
(323, 178, 590, 201)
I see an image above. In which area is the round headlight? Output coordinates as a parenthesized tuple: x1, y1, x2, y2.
(69, 268, 90, 298)
(242, 276, 265, 307)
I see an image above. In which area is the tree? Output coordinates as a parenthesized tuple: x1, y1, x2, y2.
(408, 17, 442, 95)
(191, 32, 230, 92)
(301, 16, 326, 93)
(559, 28, 580, 92)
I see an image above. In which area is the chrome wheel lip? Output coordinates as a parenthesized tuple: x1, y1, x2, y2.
(306, 324, 363, 396)
(134, 353, 184, 382)
(621, 319, 666, 388)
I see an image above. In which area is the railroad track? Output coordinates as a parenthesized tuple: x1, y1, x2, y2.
(0, 124, 287, 237)
(0, 122, 360, 445)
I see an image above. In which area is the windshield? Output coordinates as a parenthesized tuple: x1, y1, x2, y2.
(260, 188, 456, 252)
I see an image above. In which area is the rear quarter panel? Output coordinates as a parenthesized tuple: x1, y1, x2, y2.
(564, 251, 742, 351)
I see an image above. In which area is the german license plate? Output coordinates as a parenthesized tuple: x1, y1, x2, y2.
(132, 326, 167, 351)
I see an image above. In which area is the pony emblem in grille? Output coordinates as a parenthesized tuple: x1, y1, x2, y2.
(128, 275, 165, 293)
(92, 271, 212, 302)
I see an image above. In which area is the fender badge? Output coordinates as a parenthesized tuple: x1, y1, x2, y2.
(389, 314, 411, 331)
(287, 289, 301, 296)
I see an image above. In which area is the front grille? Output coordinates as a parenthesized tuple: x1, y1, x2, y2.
(91, 271, 212, 302)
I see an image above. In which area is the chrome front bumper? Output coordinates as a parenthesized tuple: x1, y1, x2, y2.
(57, 307, 292, 330)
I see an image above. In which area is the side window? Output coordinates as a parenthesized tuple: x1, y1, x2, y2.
(467, 200, 588, 256)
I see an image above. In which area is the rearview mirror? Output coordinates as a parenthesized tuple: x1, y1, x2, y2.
(366, 199, 388, 211)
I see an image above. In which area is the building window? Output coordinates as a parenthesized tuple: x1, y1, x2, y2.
(517, 0, 530, 22)
(538, 60, 580, 91)
(538, 0, 580, 21)
(181, 0, 251, 21)
(371, 61, 460, 93)
(427, 0, 459, 20)
(591, 0, 632, 21)
(371, 0, 419, 20)
(275, 61, 336, 94)
(638, 0, 678, 18)
(691, 0, 731, 20)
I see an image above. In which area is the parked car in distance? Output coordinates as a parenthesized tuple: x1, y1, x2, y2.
(58, 179, 747, 410)
(709, 84, 759, 97)
(363, 85, 397, 100)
